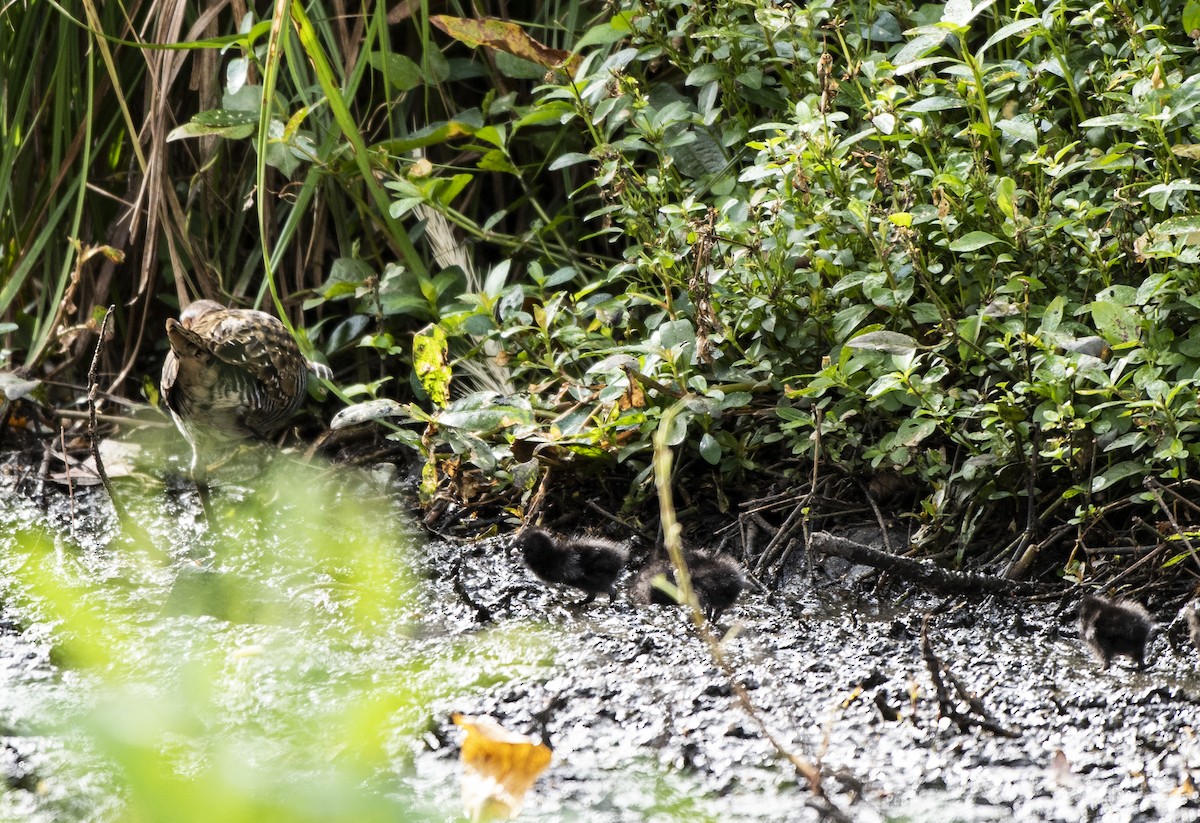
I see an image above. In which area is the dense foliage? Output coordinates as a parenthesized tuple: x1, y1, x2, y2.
(412, 0, 1200, 573)
(7, 1, 1200, 566)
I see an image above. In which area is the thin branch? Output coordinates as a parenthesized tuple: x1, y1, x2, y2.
(920, 616, 1019, 738)
(57, 409, 171, 428)
(810, 531, 1048, 596)
(87, 306, 122, 515)
(1144, 478, 1200, 575)
(653, 399, 851, 811)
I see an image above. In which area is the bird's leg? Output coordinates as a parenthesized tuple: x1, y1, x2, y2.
(189, 440, 207, 488)
(185, 437, 217, 522)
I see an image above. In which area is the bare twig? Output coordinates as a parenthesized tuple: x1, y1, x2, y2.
(87, 307, 121, 511)
(810, 531, 1048, 596)
(1082, 545, 1163, 557)
(754, 498, 806, 577)
(57, 409, 171, 428)
(524, 466, 552, 526)
(920, 615, 1019, 738)
(653, 399, 848, 809)
(622, 364, 683, 399)
(449, 556, 493, 624)
(584, 500, 656, 544)
(1088, 528, 1166, 593)
(1143, 478, 1200, 575)
(86, 305, 150, 543)
(855, 476, 894, 555)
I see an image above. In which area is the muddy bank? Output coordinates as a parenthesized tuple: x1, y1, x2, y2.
(0, 454, 1197, 821)
(413, 531, 1200, 822)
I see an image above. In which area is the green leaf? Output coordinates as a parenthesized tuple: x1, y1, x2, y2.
(321, 258, 374, 299)
(575, 18, 633, 50)
(366, 52, 423, 91)
(893, 38, 951, 70)
(833, 304, 874, 340)
(1185, 0, 1200, 36)
(1088, 300, 1141, 343)
(670, 129, 727, 178)
(664, 409, 690, 446)
(977, 17, 1039, 57)
(1161, 550, 1194, 569)
(494, 50, 546, 80)
(1151, 215, 1200, 236)
(698, 432, 721, 465)
(167, 109, 257, 141)
(436, 405, 532, 431)
(845, 330, 921, 353)
(1091, 461, 1146, 492)
(652, 319, 696, 351)
(0, 372, 41, 401)
(898, 417, 937, 447)
(996, 116, 1036, 146)
(478, 150, 518, 175)
(329, 399, 407, 430)
(437, 173, 475, 206)
(905, 96, 965, 112)
(1079, 113, 1146, 131)
(942, 0, 993, 27)
(1143, 181, 1200, 210)
(949, 231, 1008, 252)
(996, 177, 1016, 220)
(375, 120, 479, 153)
(548, 152, 594, 171)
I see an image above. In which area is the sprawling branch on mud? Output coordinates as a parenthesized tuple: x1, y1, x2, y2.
(808, 532, 1049, 596)
(921, 616, 1019, 738)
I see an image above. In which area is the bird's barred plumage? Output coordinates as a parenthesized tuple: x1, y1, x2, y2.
(161, 300, 321, 440)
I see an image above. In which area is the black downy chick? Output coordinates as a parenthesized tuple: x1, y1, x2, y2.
(1185, 600, 1200, 651)
(632, 549, 746, 621)
(518, 527, 628, 604)
(1079, 594, 1153, 670)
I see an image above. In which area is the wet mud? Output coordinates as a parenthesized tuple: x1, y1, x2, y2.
(415, 532, 1200, 822)
(0, 455, 1198, 822)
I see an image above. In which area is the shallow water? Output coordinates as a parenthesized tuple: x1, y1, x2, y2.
(0, 447, 1198, 822)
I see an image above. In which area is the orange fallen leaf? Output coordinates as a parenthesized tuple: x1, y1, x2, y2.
(453, 713, 552, 821)
(1170, 770, 1197, 797)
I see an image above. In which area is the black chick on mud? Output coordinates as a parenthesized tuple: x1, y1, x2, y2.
(632, 549, 746, 621)
(1079, 594, 1153, 670)
(518, 528, 628, 604)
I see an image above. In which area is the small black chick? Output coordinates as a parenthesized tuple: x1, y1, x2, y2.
(1079, 594, 1153, 670)
(1185, 600, 1200, 650)
(632, 549, 746, 621)
(517, 527, 628, 604)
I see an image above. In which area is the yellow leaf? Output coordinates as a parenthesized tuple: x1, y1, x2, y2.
(413, 324, 452, 408)
(453, 713, 552, 821)
(431, 16, 581, 76)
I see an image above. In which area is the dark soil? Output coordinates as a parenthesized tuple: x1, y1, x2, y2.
(0, 446, 1199, 822)
(409, 524, 1200, 822)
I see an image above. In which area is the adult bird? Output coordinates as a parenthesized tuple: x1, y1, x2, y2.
(160, 299, 329, 484)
